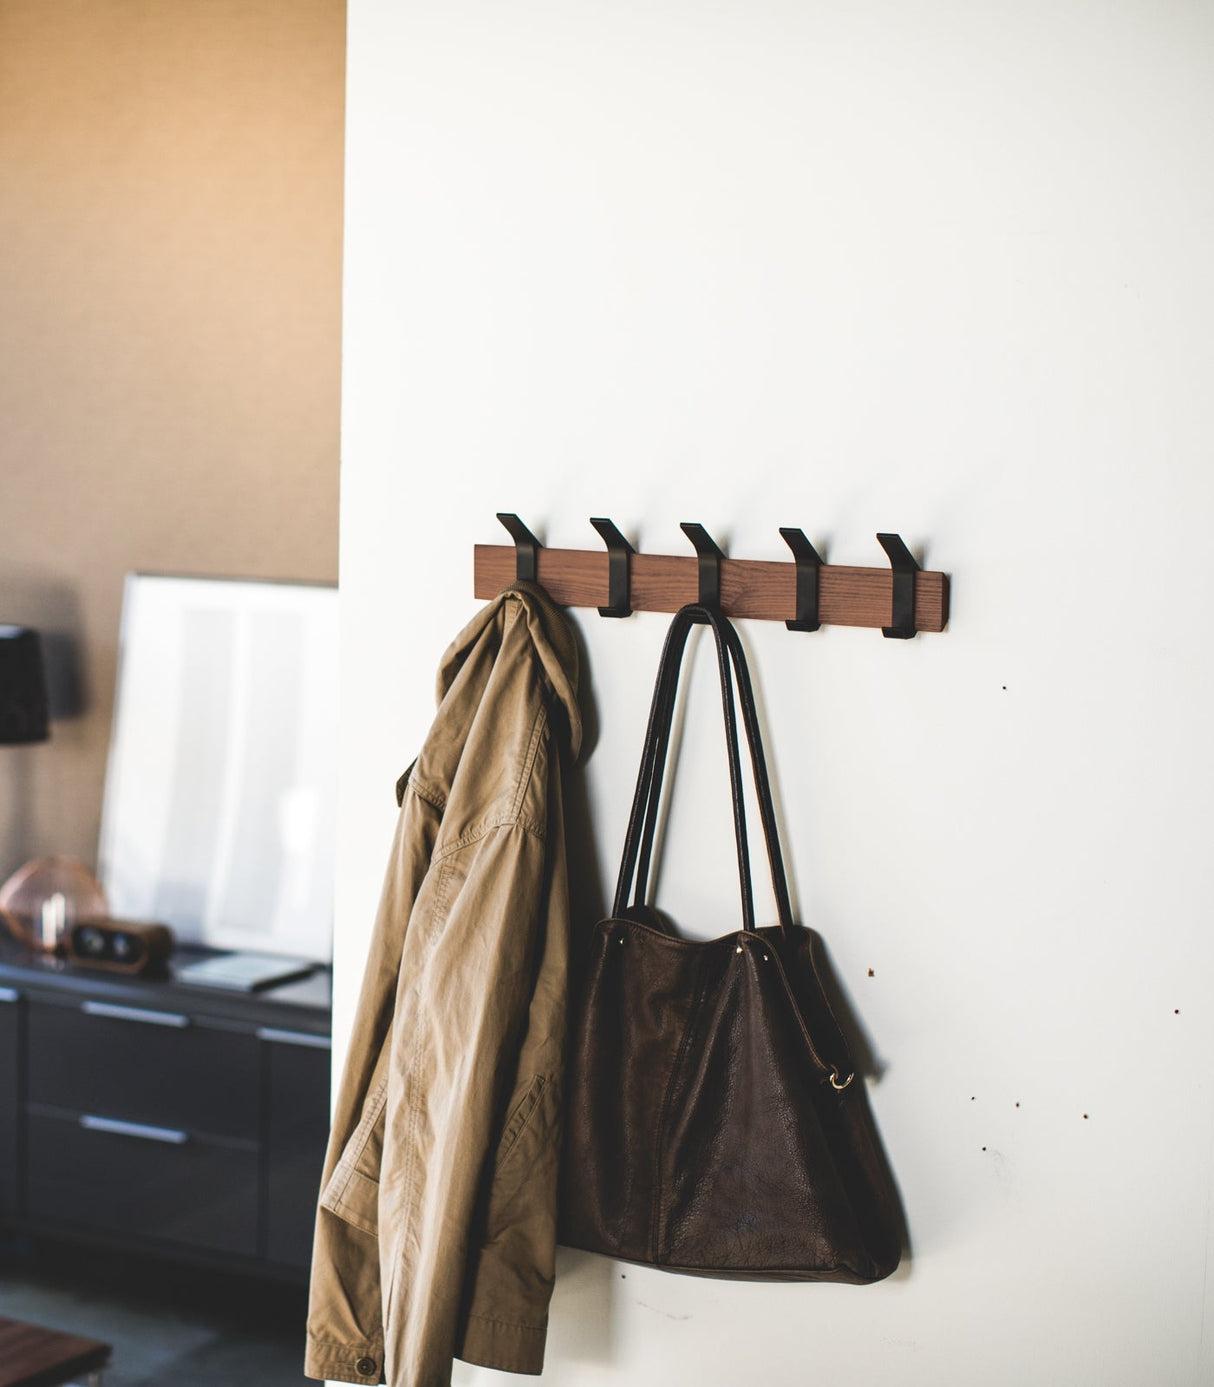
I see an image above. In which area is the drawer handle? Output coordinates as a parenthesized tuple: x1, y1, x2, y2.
(0, 986, 18, 1004)
(256, 1026, 331, 1050)
(80, 1114, 189, 1145)
(82, 1001, 189, 1028)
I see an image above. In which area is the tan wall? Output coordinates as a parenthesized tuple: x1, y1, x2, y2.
(0, 0, 345, 883)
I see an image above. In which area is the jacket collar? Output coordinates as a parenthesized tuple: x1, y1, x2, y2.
(437, 582, 582, 760)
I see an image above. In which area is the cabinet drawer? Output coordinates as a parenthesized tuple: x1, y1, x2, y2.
(27, 998, 259, 1140)
(264, 1033, 331, 1267)
(26, 1111, 258, 1257)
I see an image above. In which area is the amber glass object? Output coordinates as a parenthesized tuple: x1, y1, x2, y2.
(0, 856, 108, 952)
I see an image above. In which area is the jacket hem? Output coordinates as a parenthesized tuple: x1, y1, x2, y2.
(304, 1335, 385, 1384)
(456, 1312, 547, 1376)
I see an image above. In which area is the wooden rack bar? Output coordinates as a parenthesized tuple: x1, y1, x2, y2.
(474, 544, 949, 632)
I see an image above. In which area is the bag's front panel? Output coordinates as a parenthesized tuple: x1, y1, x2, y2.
(781, 929, 904, 1279)
(560, 918, 701, 1263)
(656, 935, 875, 1280)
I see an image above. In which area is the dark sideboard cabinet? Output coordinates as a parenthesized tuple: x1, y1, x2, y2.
(0, 936, 331, 1280)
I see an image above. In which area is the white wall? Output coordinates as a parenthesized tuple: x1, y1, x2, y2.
(337, 3, 1214, 1383)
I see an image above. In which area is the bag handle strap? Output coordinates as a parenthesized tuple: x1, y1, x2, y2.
(622, 605, 755, 930)
(641, 607, 796, 934)
(639, 608, 795, 934)
(612, 604, 794, 936)
(613, 607, 737, 923)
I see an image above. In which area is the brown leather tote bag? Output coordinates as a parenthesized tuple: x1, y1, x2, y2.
(559, 604, 902, 1283)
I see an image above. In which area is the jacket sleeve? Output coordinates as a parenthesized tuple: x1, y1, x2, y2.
(453, 758, 570, 1376)
(378, 698, 571, 1384)
(305, 778, 440, 1386)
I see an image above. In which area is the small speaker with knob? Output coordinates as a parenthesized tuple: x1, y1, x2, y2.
(66, 918, 175, 974)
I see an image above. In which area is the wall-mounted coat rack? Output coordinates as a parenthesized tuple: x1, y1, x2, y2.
(476, 516, 949, 637)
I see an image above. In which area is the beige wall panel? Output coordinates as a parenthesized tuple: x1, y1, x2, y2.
(0, 0, 345, 880)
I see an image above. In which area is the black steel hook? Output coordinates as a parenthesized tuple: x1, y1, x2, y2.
(876, 533, 919, 639)
(779, 528, 823, 632)
(497, 513, 541, 583)
(680, 523, 725, 608)
(590, 518, 634, 618)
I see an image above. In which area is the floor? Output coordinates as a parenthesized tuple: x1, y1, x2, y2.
(0, 1234, 310, 1386)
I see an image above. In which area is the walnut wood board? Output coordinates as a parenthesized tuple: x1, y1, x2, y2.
(474, 546, 949, 632)
(0, 1316, 111, 1387)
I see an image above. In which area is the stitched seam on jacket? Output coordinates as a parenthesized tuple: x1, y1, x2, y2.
(429, 684, 549, 858)
(425, 857, 454, 943)
(492, 1074, 546, 1171)
(389, 1024, 427, 1332)
(346, 1073, 388, 1159)
(308, 1334, 385, 1349)
(510, 696, 548, 822)
(408, 775, 446, 814)
(389, 857, 447, 1329)
(321, 1159, 358, 1214)
(322, 1074, 389, 1211)
(432, 814, 545, 862)
(464, 1312, 546, 1333)
(328, 1168, 380, 1238)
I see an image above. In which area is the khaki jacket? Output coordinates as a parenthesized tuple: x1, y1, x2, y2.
(306, 584, 581, 1387)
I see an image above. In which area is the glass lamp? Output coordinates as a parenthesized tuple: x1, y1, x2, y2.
(0, 856, 108, 952)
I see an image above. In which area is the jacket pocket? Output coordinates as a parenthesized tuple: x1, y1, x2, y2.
(319, 1075, 388, 1239)
(468, 1073, 561, 1309)
(494, 1074, 550, 1175)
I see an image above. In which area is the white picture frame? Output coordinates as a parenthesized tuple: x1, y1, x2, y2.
(98, 573, 338, 963)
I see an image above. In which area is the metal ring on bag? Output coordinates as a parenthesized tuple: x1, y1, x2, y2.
(829, 1068, 855, 1091)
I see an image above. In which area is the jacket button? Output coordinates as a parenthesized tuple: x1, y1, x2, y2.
(356, 1356, 377, 1377)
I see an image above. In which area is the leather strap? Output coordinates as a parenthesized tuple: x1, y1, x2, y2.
(613, 605, 794, 936)
(628, 606, 754, 929)
(638, 611, 795, 935)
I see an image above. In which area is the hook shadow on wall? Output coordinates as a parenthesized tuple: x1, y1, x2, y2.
(476, 514, 949, 638)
